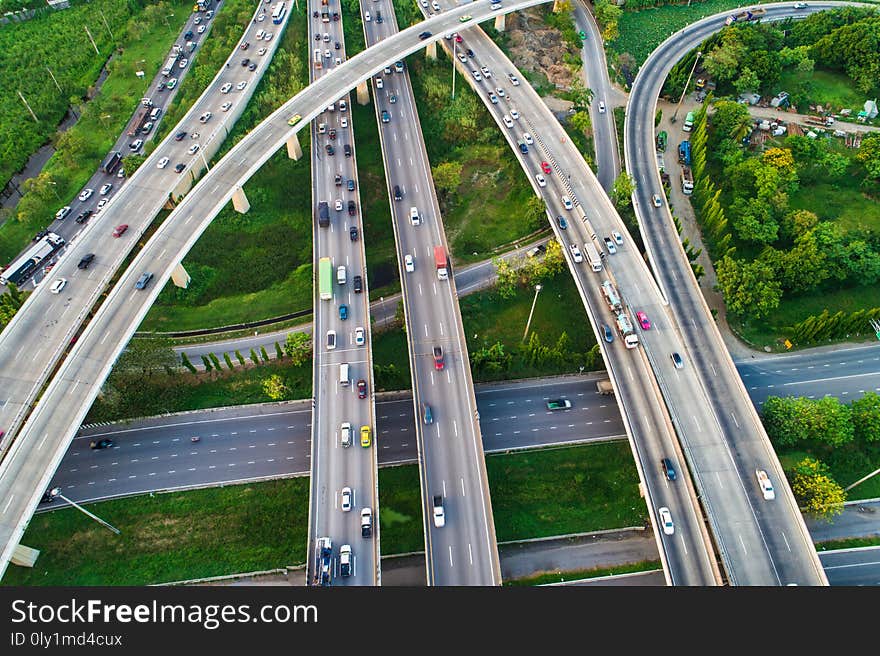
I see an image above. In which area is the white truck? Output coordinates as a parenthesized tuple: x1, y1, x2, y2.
(615, 312, 640, 349)
(600, 280, 622, 313)
(584, 241, 602, 272)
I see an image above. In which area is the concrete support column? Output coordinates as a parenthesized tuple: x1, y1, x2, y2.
(356, 80, 370, 105)
(494, 14, 505, 32)
(425, 40, 437, 61)
(171, 263, 191, 289)
(286, 133, 303, 160)
(11, 544, 39, 568)
(231, 185, 250, 214)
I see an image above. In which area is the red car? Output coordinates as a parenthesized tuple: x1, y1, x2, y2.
(541, 161, 552, 175)
(636, 311, 651, 330)
(433, 345, 444, 371)
(455, 34, 463, 43)
(357, 379, 367, 399)
(112, 224, 128, 238)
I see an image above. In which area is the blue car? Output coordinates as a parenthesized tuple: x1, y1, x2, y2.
(556, 215, 568, 230)
(602, 324, 614, 343)
(339, 304, 349, 320)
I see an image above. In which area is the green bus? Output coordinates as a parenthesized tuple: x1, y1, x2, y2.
(318, 257, 332, 301)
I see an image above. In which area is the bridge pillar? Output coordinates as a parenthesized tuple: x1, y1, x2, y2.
(286, 133, 303, 160)
(231, 186, 250, 214)
(11, 544, 39, 568)
(494, 13, 505, 32)
(356, 80, 370, 105)
(171, 263, 191, 289)
(425, 40, 437, 61)
(552, 0, 561, 12)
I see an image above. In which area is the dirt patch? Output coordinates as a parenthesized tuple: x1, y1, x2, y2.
(506, 9, 577, 90)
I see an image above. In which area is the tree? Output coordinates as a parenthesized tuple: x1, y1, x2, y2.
(284, 332, 312, 366)
(569, 110, 591, 135)
(263, 374, 289, 401)
(275, 341, 284, 360)
(593, 0, 621, 42)
(710, 101, 752, 145)
(567, 78, 593, 112)
(856, 134, 880, 180)
(235, 350, 246, 367)
(524, 195, 547, 231)
(789, 457, 845, 520)
(180, 352, 197, 374)
(729, 197, 778, 245)
(249, 348, 260, 365)
(762, 396, 803, 447)
(852, 392, 880, 443)
(224, 352, 234, 370)
(432, 161, 462, 196)
(733, 67, 761, 95)
(703, 34, 746, 83)
(260, 346, 270, 363)
(611, 172, 636, 208)
(715, 256, 781, 319)
(493, 257, 518, 299)
(209, 352, 222, 370)
(201, 355, 212, 372)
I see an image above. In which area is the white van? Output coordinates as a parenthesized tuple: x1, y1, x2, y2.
(409, 207, 420, 225)
(149, 107, 162, 121)
(255, 29, 265, 40)
(339, 363, 350, 386)
(337, 265, 347, 285)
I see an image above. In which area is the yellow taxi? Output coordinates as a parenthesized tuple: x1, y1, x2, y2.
(287, 113, 302, 126)
(360, 425, 371, 448)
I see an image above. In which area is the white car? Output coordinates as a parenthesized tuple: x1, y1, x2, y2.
(420, 0, 428, 6)
(510, 108, 520, 120)
(236, 81, 247, 90)
(341, 486, 352, 512)
(220, 82, 232, 93)
(794, 2, 807, 8)
(263, 32, 273, 41)
(502, 115, 513, 128)
(96, 198, 109, 211)
(334, 57, 342, 66)
(340, 117, 349, 128)
(598, 100, 606, 113)
(562, 196, 573, 210)
(404, 253, 415, 272)
(569, 244, 583, 263)
(652, 193, 663, 207)
(324, 49, 331, 58)
(431, 0, 441, 10)
(199, 111, 212, 123)
(99, 183, 113, 195)
(117, 168, 125, 179)
(658, 507, 674, 535)
(604, 237, 617, 255)
(49, 278, 67, 294)
(178, 58, 188, 68)
(535, 173, 547, 188)
(197, 24, 206, 34)
(495, 87, 506, 98)
(612, 231, 623, 246)
(365, 11, 372, 21)
(188, 144, 200, 155)
(157, 157, 170, 169)
(340, 422, 352, 447)
(326, 330, 336, 351)
(78, 189, 94, 202)
(129, 139, 143, 151)
(55, 206, 71, 220)
(221, 101, 232, 112)
(471, 70, 482, 82)
(523, 133, 533, 145)
(457, 53, 468, 64)
(756, 470, 776, 500)
(480, 66, 491, 78)
(355, 327, 365, 346)
(194, 16, 201, 24)
(258, 47, 267, 56)
(375, 77, 384, 89)
(335, 199, 343, 211)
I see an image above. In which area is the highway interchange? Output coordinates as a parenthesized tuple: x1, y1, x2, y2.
(0, 1, 877, 585)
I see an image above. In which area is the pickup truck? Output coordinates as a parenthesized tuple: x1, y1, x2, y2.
(546, 399, 572, 410)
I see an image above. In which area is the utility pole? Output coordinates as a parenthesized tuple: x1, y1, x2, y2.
(671, 51, 701, 124)
(522, 284, 543, 342)
(47, 489, 120, 535)
(451, 38, 457, 100)
(17, 91, 38, 122)
(84, 25, 99, 54)
(98, 10, 114, 40)
(45, 67, 63, 94)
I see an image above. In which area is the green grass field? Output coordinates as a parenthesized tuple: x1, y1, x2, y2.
(776, 68, 874, 114)
(788, 174, 880, 234)
(1, 478, 312, 586)
(378, 464, 426, 556)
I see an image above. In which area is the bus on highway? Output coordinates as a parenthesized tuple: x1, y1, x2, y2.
(0, 232, 65, 286)
(318, 256, 332, 300)
(271, 1, 286, 24)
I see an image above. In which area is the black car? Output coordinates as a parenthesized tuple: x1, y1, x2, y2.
(343, 144, 351, 157)
(334, 173, 343, 186)
(77, 253, 95, 270)
(75, 209, 93, 224)
(334, 41, 340, 50)
(175, 131, 187, 141)
(241, 57, 250, 66)
(325, 144, 335, 156)
(89, 438, 114, 450)
(349, 225, 359, 241)
(347, 200, 356, 216)
(248, 62, 256, 71)
(376, 10, 383, 23)
(353, 275, 363, 293)
(184, 30, 194, 40)
(175, 163, 186, 173)
(418, 31, 432, 40)
(157, 81, 166, 91)
(466, 48, 475, 58)
(33, 229, 49, 242)
(347, 179, 355, 191)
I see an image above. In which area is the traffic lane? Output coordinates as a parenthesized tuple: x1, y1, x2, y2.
(820, 547, 880, 586)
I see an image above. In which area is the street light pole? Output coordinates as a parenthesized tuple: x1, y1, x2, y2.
(671, 50, 701, 124)
(522, 284, 543, 342)
(451, 38, 457, 100)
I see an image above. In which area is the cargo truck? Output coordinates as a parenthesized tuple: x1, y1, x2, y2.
(584, 240, 602, 272)
(596, 379, 614, 395)
(682, 111, 694, 132)
(434, 245, 449, 280)
(600, 280, 622, 313)
(101, 151, 122, 175)
(725, 7, 765, 25)
(656, 130, 667, 152)
(615, 312, 640, 349)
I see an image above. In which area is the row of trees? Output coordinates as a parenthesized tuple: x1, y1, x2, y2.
(0, 283, 27, 330)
